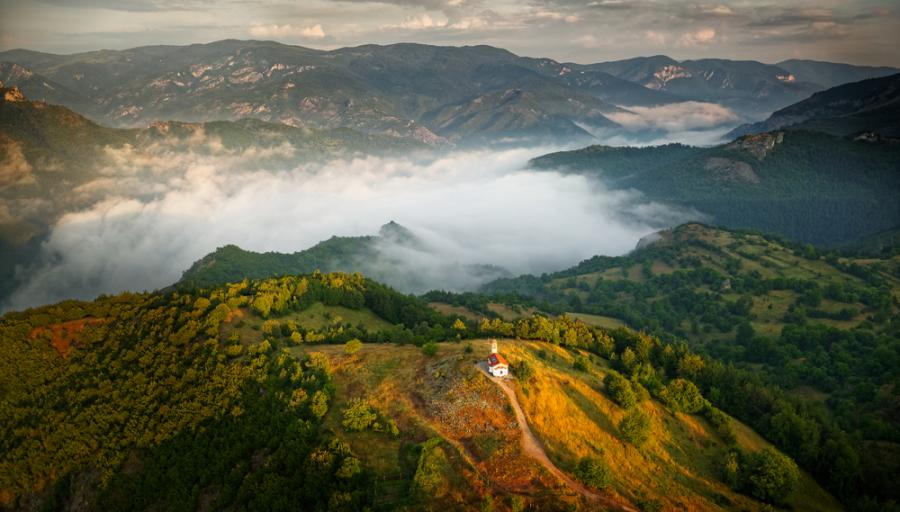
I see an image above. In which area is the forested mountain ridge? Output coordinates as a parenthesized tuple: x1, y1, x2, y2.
(727, 72, 900, 138)
(459, 222, 899, 509)
(0, 270, 840, 511)
(2, 41, 894, 145)
(529, 130, 900, 246)
(177, 221, 512, 294)
(0, 41, 640, 145)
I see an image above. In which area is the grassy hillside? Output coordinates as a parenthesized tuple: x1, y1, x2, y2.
(298, 339, 840, 511)
(1, 268, 844, 510)
(471, 223, 899, 508)
(530, 130, 900, 246)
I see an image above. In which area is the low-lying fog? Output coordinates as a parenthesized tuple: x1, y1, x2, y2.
(5, 138, 705, 312)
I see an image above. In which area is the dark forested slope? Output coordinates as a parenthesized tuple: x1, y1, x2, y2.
(530, 131, 900, 246)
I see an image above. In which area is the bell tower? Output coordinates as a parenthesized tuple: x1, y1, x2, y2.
(491, 339, 498, 354)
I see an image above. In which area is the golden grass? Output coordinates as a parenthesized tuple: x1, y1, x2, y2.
(291, 339, 841, 511)
(496, 340, 842, 512)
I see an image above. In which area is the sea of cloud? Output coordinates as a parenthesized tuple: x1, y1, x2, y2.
(4, 139, 702, 311)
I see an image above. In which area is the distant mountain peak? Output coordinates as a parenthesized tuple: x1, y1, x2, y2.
(378, 220, 419, 246)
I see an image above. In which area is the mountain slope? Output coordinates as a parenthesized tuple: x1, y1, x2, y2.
(592, 56, 821, 116)
(530, 130, 900, 245)
(0, 271, 451, 510)
(472, 222, 900, 508)
(0, 271, 840, 511)
(0, 41, 636, 144)
(727, 73, 900, 138)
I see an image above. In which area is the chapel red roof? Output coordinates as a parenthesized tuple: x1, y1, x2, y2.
(487, 353, 508, 367)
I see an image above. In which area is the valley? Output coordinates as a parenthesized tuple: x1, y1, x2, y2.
(0, 9, 899, 511)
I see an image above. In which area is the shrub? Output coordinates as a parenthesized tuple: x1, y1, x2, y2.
(514, 360, 535, 381)
(604, 373, 637, 409)
(722, 450, 741, 488)
(342, 399, 377, 431)
(464, 342, 474, 354)
(704, 404, 736, 445)
(745, 448, 799, 503)
(310, 390, 329, 419)
(575, 457, 613, 489)
(344, 338, 362, 355)
(573, 355, 590, 372)
(619, 408, 651, 446)
(224, 344, 244, 358)
(661, 378, 705, 414)
(422, 341, 438, 357)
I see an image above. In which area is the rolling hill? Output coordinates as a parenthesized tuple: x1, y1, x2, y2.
(0, 270, 840, 511)
(529, 130, 900, 246)
(460, 223, 899, 508)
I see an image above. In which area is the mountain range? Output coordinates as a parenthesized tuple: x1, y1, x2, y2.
(1, 41, 897, 145)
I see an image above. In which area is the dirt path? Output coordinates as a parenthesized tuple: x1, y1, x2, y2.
(477, 363, 637, 512)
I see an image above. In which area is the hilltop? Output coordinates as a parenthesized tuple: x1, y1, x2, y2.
(454, 223, 899, 507)
(0, 270, 840, 511)
(177, 221, 512, 294)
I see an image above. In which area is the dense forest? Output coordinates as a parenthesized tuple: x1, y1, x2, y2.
(529, 131, 900, 246)
(0, 272, 450, 510)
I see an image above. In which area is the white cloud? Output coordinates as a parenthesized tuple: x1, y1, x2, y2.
(705, 5, 734, 16)
(534, 11, 579, 23)
(677, 27, 716, 47)
(248, 23, 325, 39)
(398, 13, 443, 30)
(5, 145, 697, 311)
(644, 30, 666, 45)
(606, 101, 739, 132)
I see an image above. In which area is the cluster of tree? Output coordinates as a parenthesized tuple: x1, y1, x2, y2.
(0, 278, 388, 510)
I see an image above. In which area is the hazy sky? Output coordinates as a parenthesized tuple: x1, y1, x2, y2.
(1, 0, 899, 66)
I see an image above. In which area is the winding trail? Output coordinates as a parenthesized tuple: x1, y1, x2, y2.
(476, 363, 637, 512)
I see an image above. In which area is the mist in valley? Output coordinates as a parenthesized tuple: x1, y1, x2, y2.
(3, 136, 702, 311)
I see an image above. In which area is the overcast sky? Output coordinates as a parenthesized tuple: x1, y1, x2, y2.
(1, 0, 898, 66)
